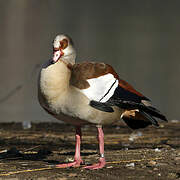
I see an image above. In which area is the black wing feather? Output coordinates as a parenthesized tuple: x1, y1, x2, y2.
(110, 86, 149, 103)
(89, 100, 114, 112)
(107, 98, 167, 121)
(139, 110, 159, 126)
(89, 85, 167, 123)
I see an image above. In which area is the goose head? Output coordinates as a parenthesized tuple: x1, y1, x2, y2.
(52, 34, 76, 65)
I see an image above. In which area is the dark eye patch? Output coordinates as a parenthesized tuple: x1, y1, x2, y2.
(60, 39, 68, 49)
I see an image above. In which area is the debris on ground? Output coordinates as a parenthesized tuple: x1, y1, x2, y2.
(22, 121, 32, 129)
(126, 162, 135, 167)
(171, 119, 179, 123)
(0, 122, 179, 179)
(128, 131, 142, 141)
(154, 148, 161, 152)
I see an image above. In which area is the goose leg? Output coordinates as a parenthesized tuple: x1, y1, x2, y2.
(84, 126, 106, 169)
(56, 126, 83, 168)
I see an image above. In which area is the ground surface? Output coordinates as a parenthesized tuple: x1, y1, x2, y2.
(0, 121, 179, 180)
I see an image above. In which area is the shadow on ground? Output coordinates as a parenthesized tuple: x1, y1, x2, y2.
(0, 122, 179, 179)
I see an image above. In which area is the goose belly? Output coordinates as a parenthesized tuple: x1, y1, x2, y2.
(53, 87, 123, 125)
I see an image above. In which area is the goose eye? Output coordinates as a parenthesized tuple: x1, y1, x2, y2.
(60, 39, 68, 49)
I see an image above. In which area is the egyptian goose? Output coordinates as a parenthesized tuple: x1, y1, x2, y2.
(38, 34, 167, 169)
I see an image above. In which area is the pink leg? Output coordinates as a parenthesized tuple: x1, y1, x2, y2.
(84, 126, 106, 170)
(56, 126, 83, 168)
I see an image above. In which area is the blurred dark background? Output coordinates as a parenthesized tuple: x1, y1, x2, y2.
(0, 0, 179, 123)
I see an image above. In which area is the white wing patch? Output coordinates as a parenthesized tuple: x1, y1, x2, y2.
(80, 73, 118, 103)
